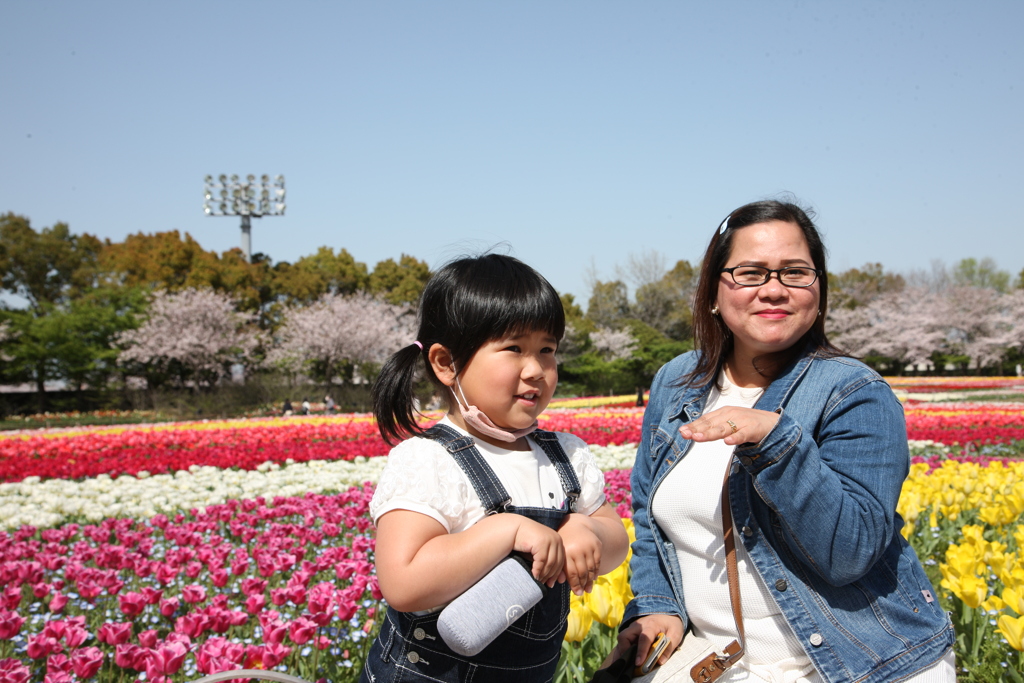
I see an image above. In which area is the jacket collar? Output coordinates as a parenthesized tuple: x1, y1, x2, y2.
(670, 344, 816, 421)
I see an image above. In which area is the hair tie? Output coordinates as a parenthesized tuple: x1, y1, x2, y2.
(718, 216, 731, 234)
(413, 341, 423, 350)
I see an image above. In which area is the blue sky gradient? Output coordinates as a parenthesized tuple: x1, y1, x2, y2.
(2, 1, 1021, 301)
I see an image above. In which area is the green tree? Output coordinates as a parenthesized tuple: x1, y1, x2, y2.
(0, 214, 106, 406)
(586, 280, 630, 328)
(632, 259, 697, 341)
(274, 247, 369, 303)
(829, 263, 905, 309)
(99, 230, 275, 314)
(0, 213, 102, 310)
(951, 257, 1010, 292)
(368, 254, 432, 305)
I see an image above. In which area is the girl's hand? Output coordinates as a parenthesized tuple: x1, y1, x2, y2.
(557, 513, 601, 595)
(679, 407, 780, 447)
(512, 517, 565, 586)
(608, 614, 684, 668)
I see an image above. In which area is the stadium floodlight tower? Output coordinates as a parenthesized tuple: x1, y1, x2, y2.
(203, 174, 286, 262)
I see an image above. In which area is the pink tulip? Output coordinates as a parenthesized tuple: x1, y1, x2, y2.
(46, 653, 70, 673)
(245, 593, 266, 614)
(210, 568, 229, 588)
(119, 591, 147, 617)
(0, 658, 31, 683)
(182, 584, 207, 604)
(97, 622, 133, 646)
(1, 587, 22, 610)
(0, 610, 26, 640)
(288, 616, 318, 645)
(142, 587, 164, 604)
(114, 643, 142, 670)
(138, 629, 159, 648)
(48, 593, 68, 613)
(63, 624, 88, 649)
(144, 640, 189, 678)
(26, 634, 60, 659)
(175, 613, 209, 639)
(159, 596, 181, 618)
(71, 647, 104, 679)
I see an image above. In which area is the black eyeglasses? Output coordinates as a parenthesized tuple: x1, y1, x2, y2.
(721, 266, 821, 288)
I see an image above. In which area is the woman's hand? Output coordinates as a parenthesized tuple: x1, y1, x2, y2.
(606, 613, 684, 668)
(679, 406, 780, 447)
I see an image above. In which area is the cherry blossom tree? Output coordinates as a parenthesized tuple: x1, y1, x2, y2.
(827, 288, 945, 372)
(117, 288, 261, 388)
(590, 326, 638, 362)
(265, 292, 414, 387)
(939, 286, 1017, 369)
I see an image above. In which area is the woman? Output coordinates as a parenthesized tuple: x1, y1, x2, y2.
(617, 200, 955, 682)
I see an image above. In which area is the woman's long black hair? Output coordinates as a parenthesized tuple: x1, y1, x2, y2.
(685, 199, 844, 388)
(372, 253, 565, 444)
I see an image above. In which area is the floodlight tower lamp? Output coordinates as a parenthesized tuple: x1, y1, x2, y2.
(203, 174, 286, 262)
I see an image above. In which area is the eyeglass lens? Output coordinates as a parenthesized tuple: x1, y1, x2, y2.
(730, 267, 817, 286)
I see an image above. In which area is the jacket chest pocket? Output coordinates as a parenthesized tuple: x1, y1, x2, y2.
(649, 425, 683, 463)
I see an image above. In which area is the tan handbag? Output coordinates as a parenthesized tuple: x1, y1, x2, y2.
(633, 465, 746, 683)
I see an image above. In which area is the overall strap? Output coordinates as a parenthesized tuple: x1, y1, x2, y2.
(423, 424, 513, 515)
(530, 430, 582, 513)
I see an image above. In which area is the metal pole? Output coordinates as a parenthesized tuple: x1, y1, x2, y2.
(240, 214, 252, 262)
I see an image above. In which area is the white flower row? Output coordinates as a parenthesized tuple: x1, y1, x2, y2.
(0, 445, 639, 530)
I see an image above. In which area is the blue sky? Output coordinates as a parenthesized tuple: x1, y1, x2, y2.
(2, 1, 1022, 302)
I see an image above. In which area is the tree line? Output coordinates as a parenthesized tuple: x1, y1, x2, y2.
(2, 213, 1022, 415)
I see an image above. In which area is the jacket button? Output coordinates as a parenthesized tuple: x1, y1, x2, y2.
(740, 456, 754, 467)
(413, 628, 427, 640)
(809, 633, 823, 647)
(741, 526, 753, 537)
(407, 651, 420, 664)
(775, 579, 788, 591)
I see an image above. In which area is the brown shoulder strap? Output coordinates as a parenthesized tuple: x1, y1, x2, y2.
(688, 463, 745, 682)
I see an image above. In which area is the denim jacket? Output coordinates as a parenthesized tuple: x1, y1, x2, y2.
(624, 348, 954, 683)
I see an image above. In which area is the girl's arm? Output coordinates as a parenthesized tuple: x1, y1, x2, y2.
(374, 509, 565, 613)
(558, 502, 630, 595)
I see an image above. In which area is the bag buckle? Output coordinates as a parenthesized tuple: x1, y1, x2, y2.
(689, 640, 742, 683)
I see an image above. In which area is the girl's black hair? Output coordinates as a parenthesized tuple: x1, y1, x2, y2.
(685, 199, 845, 387)
(372, 253, 565, 444)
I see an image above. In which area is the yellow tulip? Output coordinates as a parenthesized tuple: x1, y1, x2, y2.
(586, 581, 625, 628)
(565, 595, 594, 642)
(981, 595, 1005, 612)
(996, 614, 1024, 652)
(1004, 588, 1024, 616)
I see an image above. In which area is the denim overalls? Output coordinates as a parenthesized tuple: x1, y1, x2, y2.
(359, 424, 581, 683)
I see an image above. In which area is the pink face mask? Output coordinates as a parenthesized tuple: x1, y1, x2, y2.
(451, 372, 538, 443)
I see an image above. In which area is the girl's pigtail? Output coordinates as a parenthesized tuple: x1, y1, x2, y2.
(372, 342, 427, 445)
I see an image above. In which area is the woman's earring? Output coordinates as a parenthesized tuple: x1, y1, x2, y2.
(711, 305, 720, 316)
(818, 310, 822, 317)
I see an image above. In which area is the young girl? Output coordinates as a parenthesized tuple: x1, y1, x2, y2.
(360, 254, 629, 683)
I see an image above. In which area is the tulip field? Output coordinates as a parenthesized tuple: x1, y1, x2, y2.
(1, 384, 1023, 682)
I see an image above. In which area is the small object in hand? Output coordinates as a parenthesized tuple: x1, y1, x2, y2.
(635, 632, 671, 676)
(726, 420, 738, 434)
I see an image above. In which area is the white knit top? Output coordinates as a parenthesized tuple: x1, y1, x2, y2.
(650, 372, 954, 683)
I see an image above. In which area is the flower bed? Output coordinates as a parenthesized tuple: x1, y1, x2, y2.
(0, 409, 646, 485)
(2, 400, 1024, 681)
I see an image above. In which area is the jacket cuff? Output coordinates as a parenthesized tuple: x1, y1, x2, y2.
(734, 409, 802, 474)
(622, 595, 683, 629)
